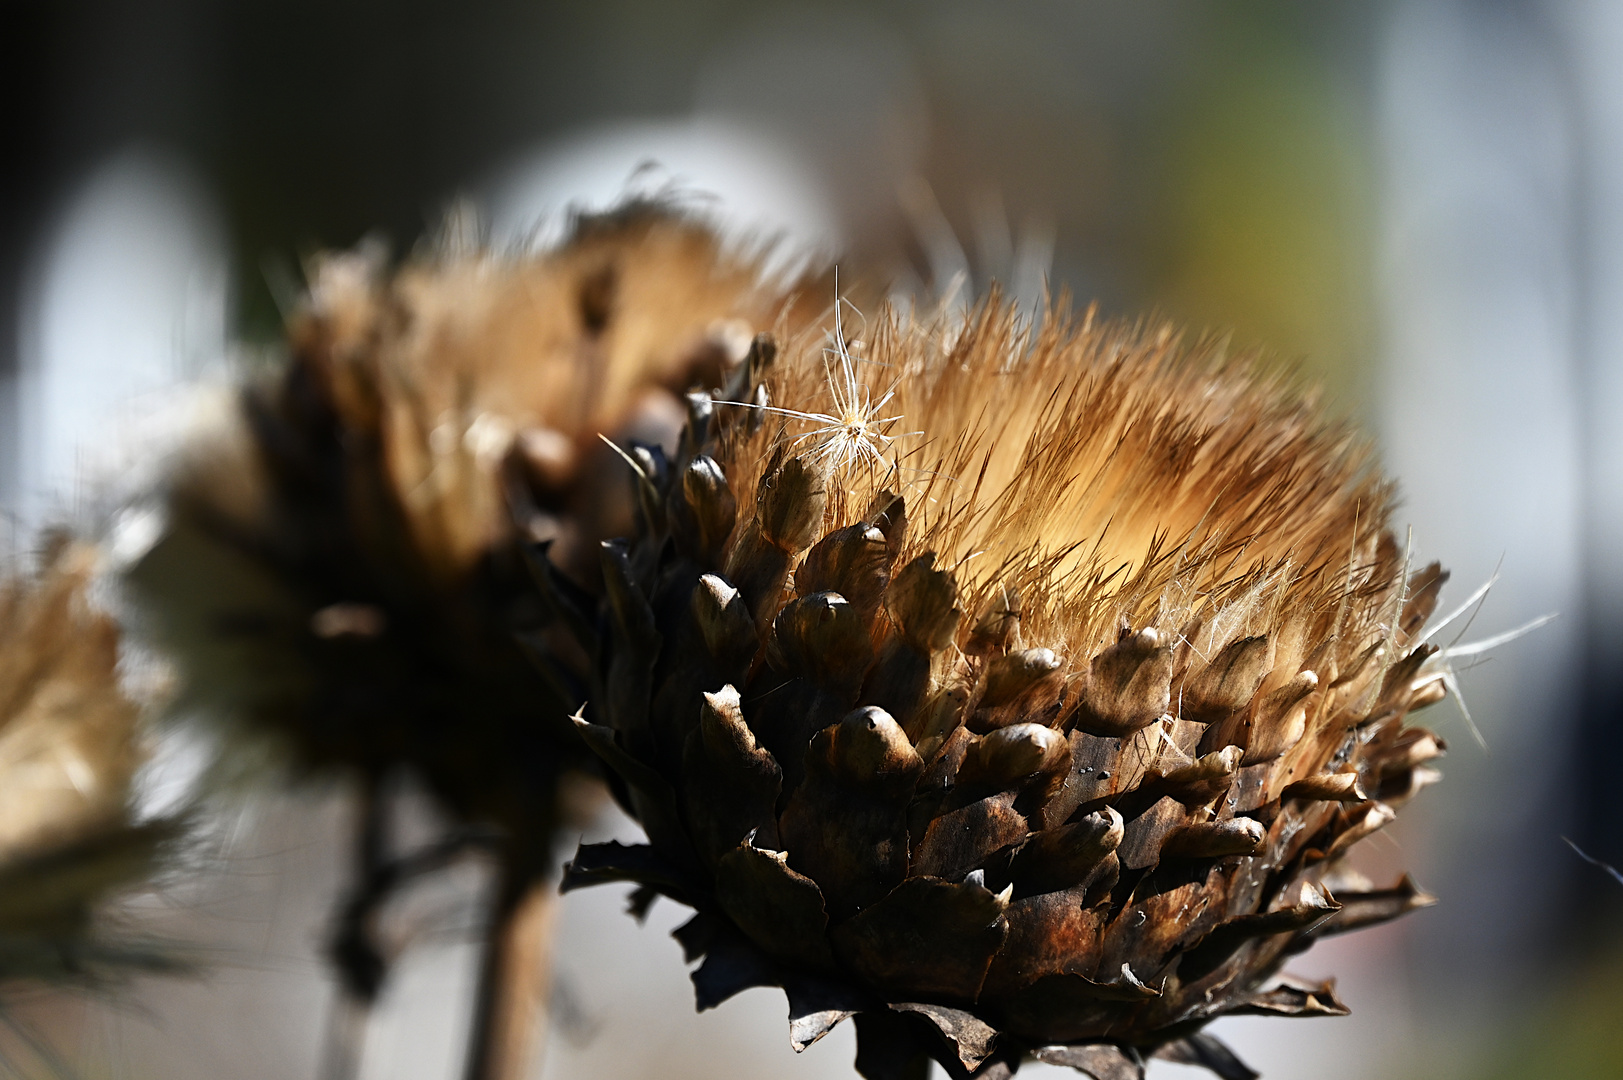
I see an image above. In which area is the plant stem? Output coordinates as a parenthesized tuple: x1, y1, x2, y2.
(462, 869, 559, 1080)
(318, 992, 370, 1080)
(320, 778, 387, 1080)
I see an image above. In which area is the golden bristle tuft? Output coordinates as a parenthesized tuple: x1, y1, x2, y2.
(717, 296, 1398, 691)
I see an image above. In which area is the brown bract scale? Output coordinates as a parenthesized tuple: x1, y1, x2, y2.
(558, 296, 1449, 1079)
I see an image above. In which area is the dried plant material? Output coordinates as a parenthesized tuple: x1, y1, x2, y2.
(125, 204, 830, 1078)
(0, 539, 182, 987)
(130, 203, 818, 851)
(557, 295, 1454, 1078)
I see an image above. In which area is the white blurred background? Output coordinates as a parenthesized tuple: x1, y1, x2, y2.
(2, 1, 1620, 1077)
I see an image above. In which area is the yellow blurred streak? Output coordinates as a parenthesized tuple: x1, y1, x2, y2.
(1148, 24, 1373, 418)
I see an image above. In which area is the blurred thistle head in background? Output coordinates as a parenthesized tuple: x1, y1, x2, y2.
(131, 204, 793, 814)
(121, 202, 837, 1035)
(0, 537, 183, 991)
(559, 286, 1454, 1079)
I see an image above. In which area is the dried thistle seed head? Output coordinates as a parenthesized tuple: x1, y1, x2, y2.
(0, 540, 183, 987)
(125, 207, 833, 1009)
(562, 296, 1453, 1080)
(885, 554, 962, 653)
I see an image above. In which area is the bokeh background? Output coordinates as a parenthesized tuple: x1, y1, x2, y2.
(1, 1, 1620, 1077)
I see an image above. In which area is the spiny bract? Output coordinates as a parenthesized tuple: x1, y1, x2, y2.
(557, 296, 1448, 1080)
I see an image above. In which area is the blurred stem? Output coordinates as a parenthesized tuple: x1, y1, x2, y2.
(325, 775, 508, 1080)
(319, 994, 371, 1080)
(320, 777, 388, 1080)
(463, 868, 559, 1080)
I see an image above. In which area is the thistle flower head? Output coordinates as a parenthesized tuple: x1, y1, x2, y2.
(560, 293, 1451, 1080)
(131, 202, 811, 807)
(0, 541, 139, 861)
(0, 538, 180, 986)
(124, 206, 839, 1012)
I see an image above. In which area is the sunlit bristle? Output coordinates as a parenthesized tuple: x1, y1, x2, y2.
(718, 295, 1398, 688)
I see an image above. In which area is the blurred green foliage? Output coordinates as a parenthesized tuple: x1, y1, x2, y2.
(1468, 933, 1623, 1080)
(1145, 10, 1373, 415)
